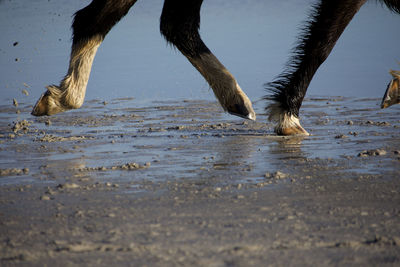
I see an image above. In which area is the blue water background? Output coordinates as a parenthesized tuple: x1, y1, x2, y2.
(0, 0, 399, 105)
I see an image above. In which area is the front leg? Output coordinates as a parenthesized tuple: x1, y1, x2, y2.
(32, 0, 137, 116)
(160, 0, 255, 121)
(265, 0, 367, 135)
(32, 37, 102, 116)
(188, 52, 255, 120)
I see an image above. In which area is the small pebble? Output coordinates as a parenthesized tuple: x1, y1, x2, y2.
(358, 149, 387, 157)
(40, 195, 51, 201)
(57, 183, 80, 189)
(273, 171, 287, 179)
(265, 171, 288, 179)
(377, 121, 390, 126)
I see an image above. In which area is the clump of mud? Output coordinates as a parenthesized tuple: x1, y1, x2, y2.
(38, 134, 92, 142)
(0, 168, 29, 176)
(12, 120, 31, 134)
(358, 149, 387, 157)
(78, 162, 151, 172)
(265, 171, 288, 179)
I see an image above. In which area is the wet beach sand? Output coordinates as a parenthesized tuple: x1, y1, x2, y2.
(1, 97, 400, 266)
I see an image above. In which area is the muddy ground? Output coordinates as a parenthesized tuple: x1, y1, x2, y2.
(0, 97, 400, 266)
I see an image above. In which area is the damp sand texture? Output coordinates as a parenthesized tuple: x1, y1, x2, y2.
(1, 97, 400, 266)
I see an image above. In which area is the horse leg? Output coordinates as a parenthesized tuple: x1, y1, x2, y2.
(160, 0, 256, 121)
(381, 70, 400, 108)
(380, 0, 400, 108)
(32, 0, 137, 116)
(265, 0, 367, 135)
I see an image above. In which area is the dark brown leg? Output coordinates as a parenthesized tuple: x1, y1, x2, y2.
(265, 0, 367, 135)
(160, 0, 255, 120)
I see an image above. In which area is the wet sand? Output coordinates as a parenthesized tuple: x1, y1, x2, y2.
(1, 97, 400, 266)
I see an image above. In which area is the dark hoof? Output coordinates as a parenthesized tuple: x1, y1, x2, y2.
(227, 105, 256, 121)
(227, 99, 256, 121)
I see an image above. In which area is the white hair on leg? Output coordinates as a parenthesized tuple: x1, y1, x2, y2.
(32, 36, 102, 116)
(267, 102, 309, 136)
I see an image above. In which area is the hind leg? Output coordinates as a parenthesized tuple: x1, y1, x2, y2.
(380, 0, 400, 108)
(32, 0, 137, 116)
(160, 0, 255, 120)
(381, 70, 400, 108)
(265, 0, 367, 135)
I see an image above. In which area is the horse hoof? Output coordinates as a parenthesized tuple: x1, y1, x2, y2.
(227, 102, 256, 121)
(381, 70, 400, 109)
(31, 93, 51, 116)
(276, 124, 310, 136)
(275, 114, 310, 136)
(31, 86, 65, 116)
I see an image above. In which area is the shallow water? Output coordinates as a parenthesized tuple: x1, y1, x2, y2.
(0, 96, 399, 187)
(0, 0, 399, 187)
